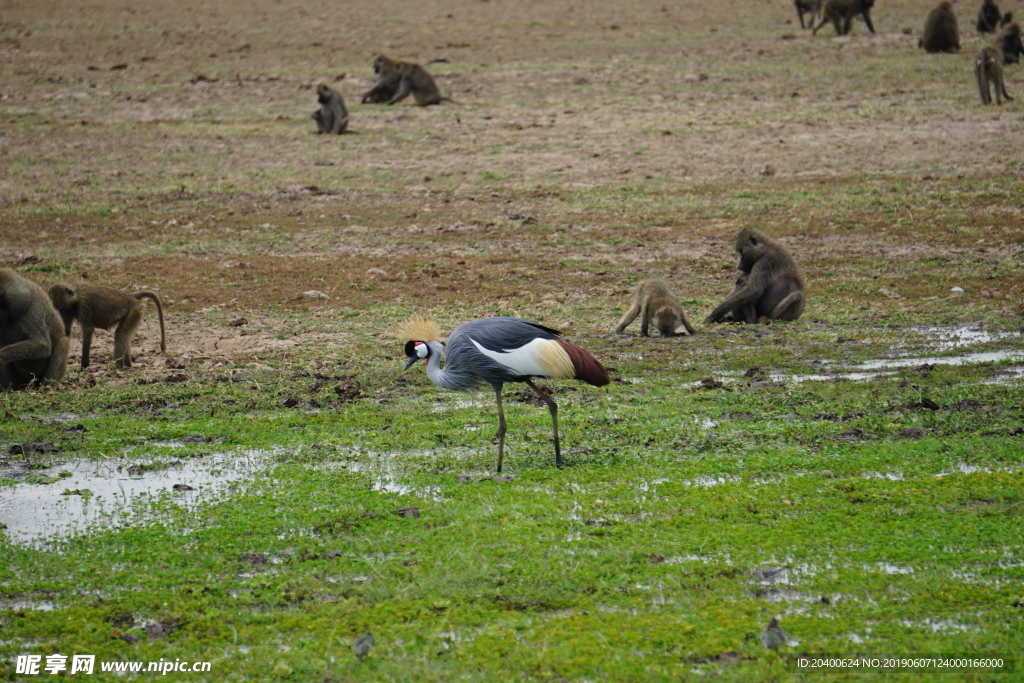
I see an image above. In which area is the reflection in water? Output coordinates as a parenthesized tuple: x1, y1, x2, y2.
(0, 450, 272, 545)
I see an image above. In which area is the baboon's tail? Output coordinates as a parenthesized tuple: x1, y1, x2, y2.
(134, 291, 166, 353)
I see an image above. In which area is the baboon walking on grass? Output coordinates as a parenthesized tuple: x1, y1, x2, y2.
(795, 0, 823, 29)
(975, 45, 1013, 104)
(813, 0, 876, 35)
(48, 282, 166, 369)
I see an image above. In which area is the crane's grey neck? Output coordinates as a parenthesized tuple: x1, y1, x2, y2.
(424, 340, 457, 390)
(424, 339, 488, 392)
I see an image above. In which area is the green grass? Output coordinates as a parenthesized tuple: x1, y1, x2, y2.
(2, 327, 1022, 681)
(2, 0, 1024, 678)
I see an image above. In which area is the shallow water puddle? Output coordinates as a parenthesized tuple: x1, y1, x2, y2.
(330, 456, 444, 500)
(0, 599, 56, 611)
(913, 324, 1022, 351)
(781, 323, 1024, 384)
(853, 348, 1024, 371)
(899, 618, 975, 634)
(0, 450, 271, 544)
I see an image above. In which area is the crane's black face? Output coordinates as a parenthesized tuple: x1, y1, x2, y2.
(403, 340, 430, 370)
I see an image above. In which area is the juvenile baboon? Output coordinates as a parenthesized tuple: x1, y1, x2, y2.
(977, 0, 1002, 33)
(705, 228, 805, 324)
(813, 0, 875, 35)
(312, 83, 348, 134)
(361, 54, 452, 106)
(1000, 12, 1014, 28)
(920, 2, 961, 53)
(0, 268, 68, 390)
(795, 0, 823, 29)
(996, 23, 1024, 63)
(975, 45, 1013, 103)
(615, 278, 697, 337)
(48, 282, 166, 369)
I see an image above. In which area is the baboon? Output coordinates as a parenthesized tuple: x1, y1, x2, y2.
(977, 0, 1002, 33)
(48, 282, 166, 369)
(615, 278, 697, 337)
(1001, 12, 1014, 28)
(920, 2, 961, 53)
(361, 54, 452, 106)
(312, 83, 348, 134)
(813, 0, 875, 35)
(975, 45, 1013, 103)
(795, 0, 823, 29)
(705, 228, 805, 324)
(718, 273, 757, 324)
(361, 55, 403, 104)
(0, 268, 69, 390)
(996, 23, 1024, 64)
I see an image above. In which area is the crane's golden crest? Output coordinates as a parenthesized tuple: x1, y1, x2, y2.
(395, 317, 442, 343)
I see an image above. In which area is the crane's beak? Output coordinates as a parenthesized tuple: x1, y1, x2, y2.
(403, 356, 419, 371)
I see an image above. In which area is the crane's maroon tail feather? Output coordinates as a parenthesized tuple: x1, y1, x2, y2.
(557, 340, 610, 387)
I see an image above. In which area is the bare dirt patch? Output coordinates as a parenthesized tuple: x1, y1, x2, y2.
(1, 0, 1022, 347)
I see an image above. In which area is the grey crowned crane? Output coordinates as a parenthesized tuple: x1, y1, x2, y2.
(398, 316, 610, 472)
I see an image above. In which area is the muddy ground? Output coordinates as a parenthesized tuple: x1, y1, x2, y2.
(1, 0, 1023, 366)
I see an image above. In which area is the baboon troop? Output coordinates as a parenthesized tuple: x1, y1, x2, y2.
(813, 0, 876, 35)
(920, 2, 961, 53)
(361, 54, 451, 106)
(0, 268, 69, 390)
(705, 228, 805, 325)
(996, 23, 1024, 64)
(615, 278, 696, 337)
(795, 0, 823, 29)
(977, 0, 1002, 33)
(975, 45, 1013, 104)
(48, 282, 166, 369)
(312, 84, 349, 134)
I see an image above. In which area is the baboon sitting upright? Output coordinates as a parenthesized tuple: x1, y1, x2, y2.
(795, 0, 823, 29)
(977, 0, 1002, 33)
(705, 228, 805, 324)
(813, 0, 876, 35)
(361, 55, 452, 106)
(615, 278, 697, 337)
(920, 2, 961, 53)
(0, 268, 69, 390)
(312, 83, 348, 134)
(975, 45, 1013, 104)
(996, 23, 1024, 64)
(48, 282, 166, 369)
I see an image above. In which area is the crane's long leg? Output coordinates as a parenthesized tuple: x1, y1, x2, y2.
(493, 386, 507, 473)
(525, 379, 561, 468)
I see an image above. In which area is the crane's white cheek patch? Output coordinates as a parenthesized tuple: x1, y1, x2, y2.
(470, 338, 574, 379)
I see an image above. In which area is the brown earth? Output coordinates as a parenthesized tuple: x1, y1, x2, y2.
(1, 0, 1023, 367)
